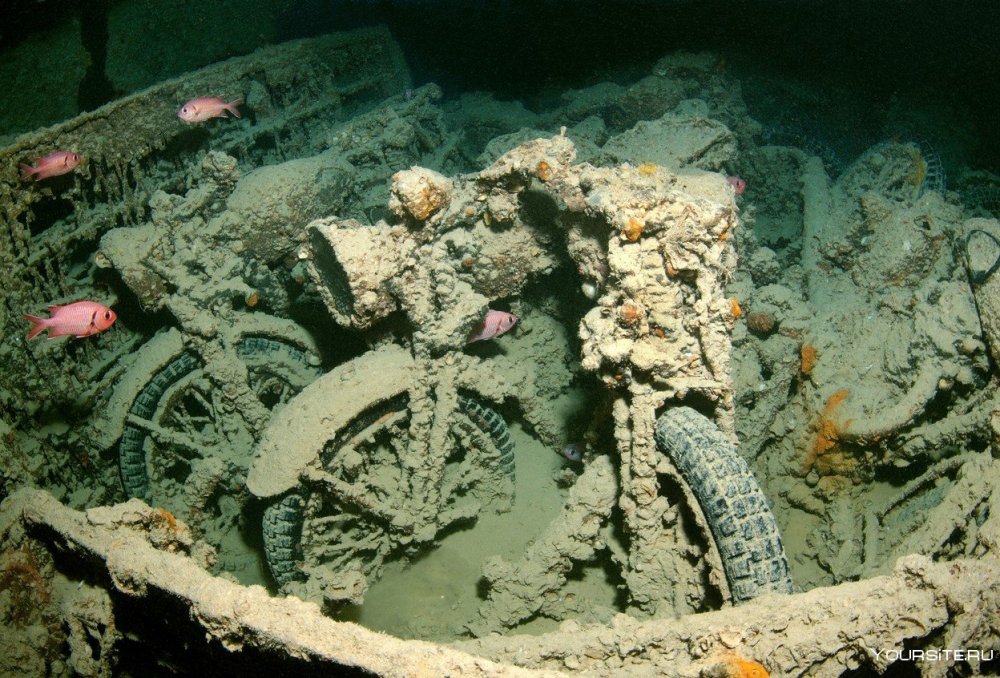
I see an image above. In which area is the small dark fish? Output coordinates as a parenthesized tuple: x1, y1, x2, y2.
(561, 442, 584, 463)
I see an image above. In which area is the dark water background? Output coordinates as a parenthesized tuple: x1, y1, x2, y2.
(1, 0, 998, 167)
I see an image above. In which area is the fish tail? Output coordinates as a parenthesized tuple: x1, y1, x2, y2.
(19, 163, 36, 181)
(23, 314, 47, 340)
(226, 98, 244, 118)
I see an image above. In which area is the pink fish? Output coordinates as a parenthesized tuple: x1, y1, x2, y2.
(19, 151, 82, 181)
(23, 301, 117, 340)
(726, 175, 747, 195)
(177, 96, 243, 123)
(466, 310, 518, 344)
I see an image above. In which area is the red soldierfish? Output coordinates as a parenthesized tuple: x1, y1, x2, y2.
(466, 310, 518, 344)
(23, 301, 117, 340)
(726, 175, 747, 196)
(177, 96, 243, 123)
(19, 151, 82, 181)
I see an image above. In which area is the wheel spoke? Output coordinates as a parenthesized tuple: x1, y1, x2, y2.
(189, 386, 217, 419)
(312, 533, 383, 559)
(310, 514, 353, 530)
(125, 413, 206, 457)
(305, 468, 399, 522)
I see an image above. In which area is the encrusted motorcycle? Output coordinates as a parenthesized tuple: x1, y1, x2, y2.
(247, 135, 792, 626)
(93, 152, 330, 572)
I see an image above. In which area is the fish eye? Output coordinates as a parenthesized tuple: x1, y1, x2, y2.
(182, 106, 188, 113)
(104, 310, 112, 319)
